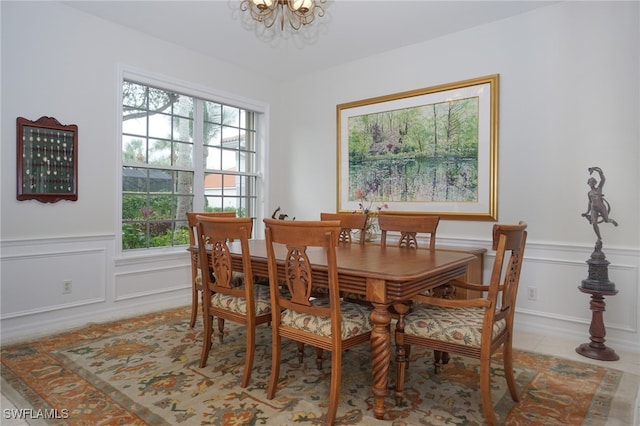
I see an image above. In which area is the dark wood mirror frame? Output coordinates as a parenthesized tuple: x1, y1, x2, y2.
(17, 116, 78, 203)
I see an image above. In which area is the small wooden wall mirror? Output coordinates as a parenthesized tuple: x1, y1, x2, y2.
(17, 116, 78, 203)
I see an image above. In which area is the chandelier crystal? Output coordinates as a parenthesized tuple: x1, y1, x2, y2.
(240, 0, 326, 31)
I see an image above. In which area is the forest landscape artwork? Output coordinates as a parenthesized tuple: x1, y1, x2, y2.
(337, 75, 498, 220)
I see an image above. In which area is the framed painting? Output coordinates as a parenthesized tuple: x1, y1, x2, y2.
(17, 116, 78, 203)
(337, 74, 498, 220)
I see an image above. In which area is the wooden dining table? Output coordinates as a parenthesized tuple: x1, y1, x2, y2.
(223, 239, 476, 420)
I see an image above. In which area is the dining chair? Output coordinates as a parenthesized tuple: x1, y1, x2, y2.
(320, 212, 368, 245)
(263, 218, 374, 426)
(318, 212, 368, 305)
(377, 213, 451, 363)
(394, 221, 527, 426)
(196, 215, 272, 388)
(378, 214, 444, 303)
(290, 212, 366, 369)
(186, 211, 236, 328)
(378, 213, 440, 250)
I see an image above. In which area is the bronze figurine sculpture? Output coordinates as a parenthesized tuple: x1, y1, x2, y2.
(581, 166, 618, 245)
(580, 167, 618, 292)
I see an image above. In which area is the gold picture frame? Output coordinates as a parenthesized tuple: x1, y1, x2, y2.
(337, 74, 498, 220)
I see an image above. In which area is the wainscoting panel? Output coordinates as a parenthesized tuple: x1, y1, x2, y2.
(0, 235, 191, 345)
(0, 238, 109, 319)
(114, 265, 191, 301)
(511, 242, 638, 352)
(516, 255, 637, 332)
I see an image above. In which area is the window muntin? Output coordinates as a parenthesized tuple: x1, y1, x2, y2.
(121, 80, 261, 252)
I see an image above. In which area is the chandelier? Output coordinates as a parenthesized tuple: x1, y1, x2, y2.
(240, 0, 326, 31)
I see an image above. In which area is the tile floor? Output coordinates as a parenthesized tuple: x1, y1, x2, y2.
(1, 331, 639, 425)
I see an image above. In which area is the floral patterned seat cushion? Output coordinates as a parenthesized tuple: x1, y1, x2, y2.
(196, 270, 245, 288)
(280, 299, 373, 339)
(211, 283, 272, 316)
(404, 304, 506, 348)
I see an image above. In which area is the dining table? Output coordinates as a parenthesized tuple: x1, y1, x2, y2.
(222, 238, 477, 420)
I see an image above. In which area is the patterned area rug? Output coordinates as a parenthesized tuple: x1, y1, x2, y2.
(1, 307, 637, 425)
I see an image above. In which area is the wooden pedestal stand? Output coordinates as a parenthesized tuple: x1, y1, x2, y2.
(575, 287, 619, 361)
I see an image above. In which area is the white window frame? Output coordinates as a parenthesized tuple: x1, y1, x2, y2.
(115, 65, 269, 258)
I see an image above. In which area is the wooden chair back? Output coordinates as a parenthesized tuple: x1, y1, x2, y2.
(196, 216, 253, 296)
(187, 211, 236, 247)
(488, 221, 528, 327)
(185, 211, 236, 328)
(320, 212, 367, 244)
(264, 218, 342, 325)
(378, 214, 440, 250)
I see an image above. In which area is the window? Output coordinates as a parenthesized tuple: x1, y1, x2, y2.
(120, 75, 263, 252)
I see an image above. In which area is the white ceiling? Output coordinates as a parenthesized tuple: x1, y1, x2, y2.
(63, 0, 557, 81)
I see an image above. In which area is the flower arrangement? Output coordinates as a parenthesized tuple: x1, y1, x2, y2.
(353, 188, 388, 238)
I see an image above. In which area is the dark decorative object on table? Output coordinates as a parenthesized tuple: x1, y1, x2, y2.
(271, 206, 295, 221)
(577, 166, 619, 361)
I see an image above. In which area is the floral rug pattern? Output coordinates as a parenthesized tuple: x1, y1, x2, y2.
(0, 307, 630, 425)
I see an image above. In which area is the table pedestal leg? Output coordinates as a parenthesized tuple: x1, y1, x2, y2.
(370, 302, 391, 420)
(576, 290, 619, 361)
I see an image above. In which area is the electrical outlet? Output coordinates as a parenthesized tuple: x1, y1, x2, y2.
(63, 280, 72, 294)
(527, 286, 537, 301)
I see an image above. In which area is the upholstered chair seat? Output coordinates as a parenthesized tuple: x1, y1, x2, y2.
(195, 270, 245, 289)
(280, 298, 373, 339)
(403, 305, 507, 347)
(211, 283, 272, 316)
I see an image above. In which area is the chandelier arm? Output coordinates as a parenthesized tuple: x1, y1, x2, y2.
(241, 0, 326, 31)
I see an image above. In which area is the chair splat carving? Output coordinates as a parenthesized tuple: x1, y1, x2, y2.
(284, 246, 314, 307)
(210, 241, 234, 288)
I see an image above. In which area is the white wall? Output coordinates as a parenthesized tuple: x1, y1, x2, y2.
(277, 1, 639, 246)
(0, 1, 279, 342)
(274, 1, 640, 350)
(1, 1, 277, 240)
(2, 1, 639, 353)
